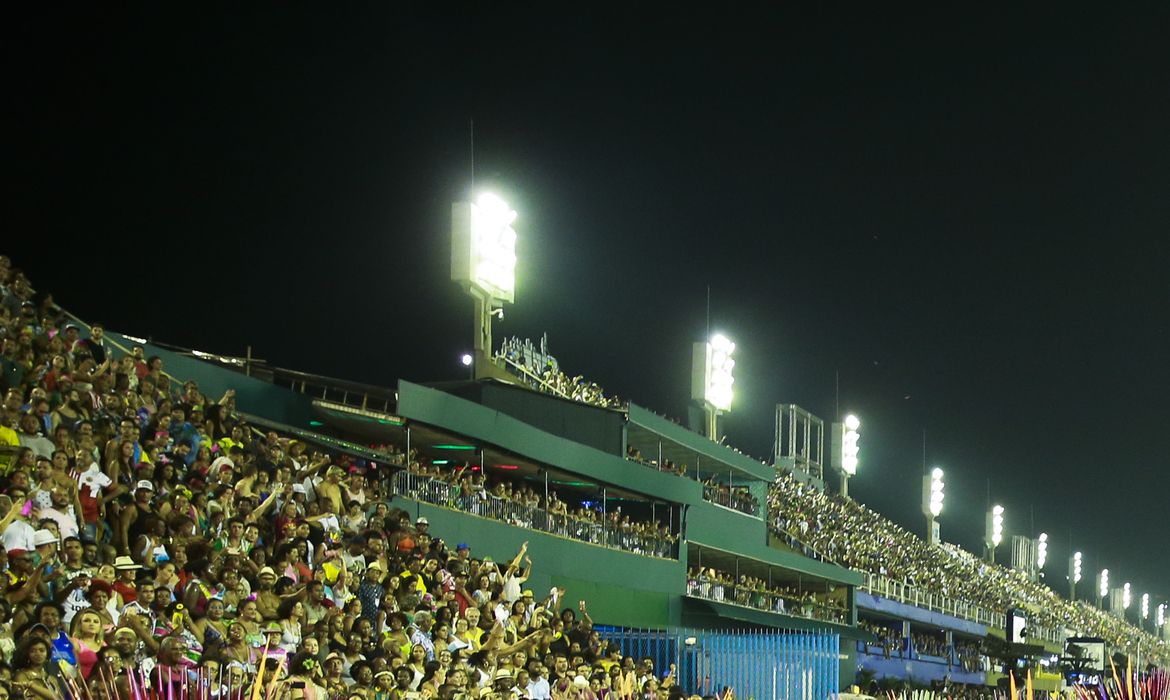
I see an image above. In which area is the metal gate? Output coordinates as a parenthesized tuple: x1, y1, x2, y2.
(598, 626, 840, 700)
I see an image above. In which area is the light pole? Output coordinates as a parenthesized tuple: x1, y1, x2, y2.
(1142, 593, 1150, 629)
(922, 467, 944, 545)
(1036, 533, 1048, 580)
(691, 333, 735, 440)
(1069, 552, 1082, 601)
(985, 505, 1004, 563)
(1097, 569, 1109, 610)
(830, 414, 860, 498)
(451, 192, 518, 380)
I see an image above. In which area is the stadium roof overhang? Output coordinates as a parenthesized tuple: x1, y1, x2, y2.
(626, 404, 775, 483)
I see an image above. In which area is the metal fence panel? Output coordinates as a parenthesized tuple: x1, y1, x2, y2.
(598, 626, 839, 700)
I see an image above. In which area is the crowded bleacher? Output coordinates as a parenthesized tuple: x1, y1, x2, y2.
(768, 472, 1168, 665)
(0, 256, 693, 700)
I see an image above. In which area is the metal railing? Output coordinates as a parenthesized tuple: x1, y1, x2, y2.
(685, 579, 848, 625)
(598, 626, 839, 700)
(702, 485, 761, 518)
(861, 572, 1006, 629)
(392, 472, 678, 559)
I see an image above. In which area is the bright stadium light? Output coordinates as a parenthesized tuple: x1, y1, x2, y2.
(1036, 533, 1048, 571)
(1158, 603, 1166, 627)
(1072, 552, 1082, 583)
(706, 334, 736, 411)
(992, 506, 1004, 545)
(929, 468, 945, 517)
(841, 415, 860, 475)
(922, 467, 945, 545)
(692, 333, 736, 439)
(1123, 583, 1132, 609)
(452, 191, 520, 379)
(1142, 593, 1150, 620)
(461, 353, 473, 367)
(1098, 569, 1110, 599)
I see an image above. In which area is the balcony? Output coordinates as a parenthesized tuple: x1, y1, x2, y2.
(392, 471, 679, 560)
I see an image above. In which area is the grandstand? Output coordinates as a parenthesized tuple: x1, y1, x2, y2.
(1, 252, 1166, 700)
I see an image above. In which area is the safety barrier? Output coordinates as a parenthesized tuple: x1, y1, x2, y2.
(392, 471, 678, 559)
(598, 626, 840, 700)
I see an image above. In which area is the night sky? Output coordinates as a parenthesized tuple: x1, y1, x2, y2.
(7, 7, 1169, 606)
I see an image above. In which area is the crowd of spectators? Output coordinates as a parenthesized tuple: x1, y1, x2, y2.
(685, 568, 847, 625)
(0, 256, 717, 700)
(392, 463, 678, 559)
(697, 482, 757, 517)
(497, 339, 624, 411)
(858, 621, 903, 659)
(768, 472, 1169, 666)
(623, 448, 686, 478)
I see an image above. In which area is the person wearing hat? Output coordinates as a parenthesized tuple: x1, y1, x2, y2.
(315, 465, 345, 515)
(254, 566, 281, 620)
(117, 479, 156, 557)
(111, 555, 142, 604)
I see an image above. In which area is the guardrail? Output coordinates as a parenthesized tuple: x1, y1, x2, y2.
(392, 471, 678, 560)
(685, 581, 847, 625)
(702, 484, 761, 518)
(860, 573, 1006, 629)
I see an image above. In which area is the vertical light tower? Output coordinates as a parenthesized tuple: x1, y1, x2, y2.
(1157, 603, 1166, 629)
(1142, 593, 1150, 627)
(922, 467, 945, 545)
(1123, 583, 1133, 620)
(692, 334, 735, 440)
(1036, 533, 1048, 580)
(985, 505, 1004, 563)
(829, 415, 861, 498)
(1069, 551, 1082, 600)
(1097, 569, 1110, 610)
(451, 193, 518, 380)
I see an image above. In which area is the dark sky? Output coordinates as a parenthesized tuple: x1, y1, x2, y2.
(7, 7, 1169, 607)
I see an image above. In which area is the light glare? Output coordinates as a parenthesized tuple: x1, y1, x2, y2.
(471, 193, 518, 301)
(841, 414, 860, 475)
(1037, 533, 1048, 570)
(704, 334, 736, 411)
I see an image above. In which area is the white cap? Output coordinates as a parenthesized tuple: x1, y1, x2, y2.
(136, 480, 155, 492)
(33, 530, 58, 547)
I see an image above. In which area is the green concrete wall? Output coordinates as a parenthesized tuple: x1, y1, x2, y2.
(403, 499, 684, 628)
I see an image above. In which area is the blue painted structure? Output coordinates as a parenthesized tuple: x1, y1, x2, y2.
(599, 626, 840, 700)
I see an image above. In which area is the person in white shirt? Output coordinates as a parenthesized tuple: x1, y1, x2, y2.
(526, 664, 551, 700)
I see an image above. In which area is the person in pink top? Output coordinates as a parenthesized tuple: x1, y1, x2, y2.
(69, 609, 105, 680)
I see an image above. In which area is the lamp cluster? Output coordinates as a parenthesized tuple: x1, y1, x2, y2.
(841, 414, 860, 475)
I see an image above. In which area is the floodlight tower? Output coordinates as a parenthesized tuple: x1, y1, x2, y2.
(1142, 593, 1150, 626)
(1069, 551, 1082, 600)
(452, 193, 518, 380)
(1097, 569, 1109, 610)
(922, 467, 945, 545)
(1036, 533, 1048, 580)
(985, 505, 1004, 563)
(829, 415, 860, 498)
(1157, 603, 1166, 629)
(691, 334, 735, 440)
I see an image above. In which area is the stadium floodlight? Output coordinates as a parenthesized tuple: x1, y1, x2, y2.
(1071, 552, 1082, 583)
(922, 467, 945, 545)
(841, 415, 860, 475)
(1158, 603, 1166, 627)
(706, 334, 736, 412)
(1036, 533, 1048, 571)
(928, 468, 945, 517)
(461, 353, 473, 367)
(986, 505, 1004, 546)
(692, 333, 736, 439)
(1123, 583, 1132, 610)
(1142, 593, 1150, 620)
(452, 192, 520, 379)
(1098, 569, 1110, 599)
